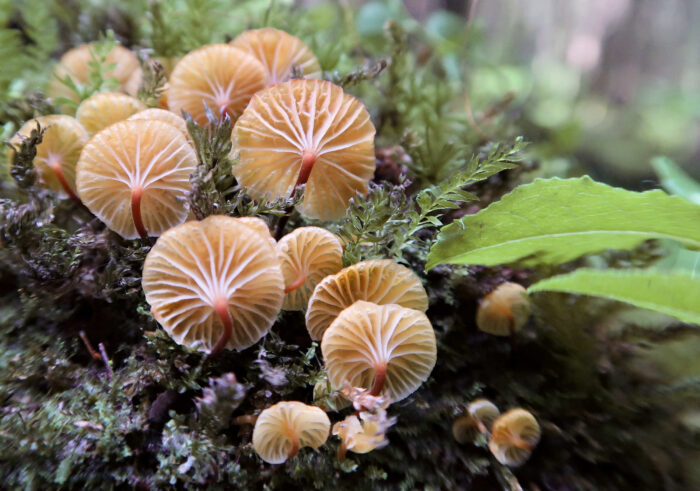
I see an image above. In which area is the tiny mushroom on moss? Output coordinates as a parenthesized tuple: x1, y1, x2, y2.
(142, 215, 284, 355)
(306, 258, 429, 341)
(476, 282, 532, 336)
(276, 226, 344, 311)
(252, 401, 330, 464)
(321, 301, 436, 402)
(76, 92, 146, 135)
(76, 119, 196, 240)
(489, 408, 541, 467)
(452, 399, 501, 444)
(128, 108, 190, 141)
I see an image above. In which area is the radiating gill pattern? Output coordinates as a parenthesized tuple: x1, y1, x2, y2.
(305, 259, 429, 340)
(76, 92, 146, 135)
(128, 108, 190, 141)
(321, 301, 437, 402)
(253, 402, 330, 464)
(168, 44, 268, 126)
(76, 120, 196, 239)
(489, 409, 541, 467)
(10, 115, 88, 196)
(231, 28, 321, 84)
(142, 216, 284, 353)
(232, 79, 376, 221)
(276, 227, 343, 311)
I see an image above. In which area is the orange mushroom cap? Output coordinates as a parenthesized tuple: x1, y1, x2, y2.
(305, 259, 429, 341)
(48, 44, 139, 106)
(276, 227, 343, 311)
(252, 401, 330, 464)
(230, 28, 322, 85)
(76, 120, 196, 239)
(489, 408, 541, 467)
(142, 215, 284, 353)
(8, 115, 88, 202)
(168, 44, 268, 126)
(452, 399, 501, 443)
(321, 301, 437, 402)
(128, 108, 190, 141)
(232, 78, 376, 221)
(476, 282, 531, 336)
(76, 92, 146, 135)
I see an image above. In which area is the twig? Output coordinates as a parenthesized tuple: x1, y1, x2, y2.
(98, 343, 113, 381)
(79, 330, 102, 360)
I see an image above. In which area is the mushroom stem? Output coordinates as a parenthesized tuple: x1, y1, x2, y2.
(511, 436, 535, 451)
(284, 271, 307, 293)
(50, 164, 85, 209)
(288, 433, 300, 460)
(369, 363, 387, 397)
(274, 150, 317, 240)
(131, 187, 149, 240)
(337, 441, 348, 460)
(210, 298, 233, 357)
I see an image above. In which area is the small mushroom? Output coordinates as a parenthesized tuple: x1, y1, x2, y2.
(252, 401, 330, 464)
(306, 259, 429, 341)
(232, 78, 376, 221)
(76, 119, 196, 239)
(321, 301, 436, 402)
(476, 282, 531, 336)
(168, 44, 268, 126)
(76, 92, 146, 136)
(8, 115, 88, 205)
(128, 108, 190, 141)
(276, 227, 343, 311)
(48, 44, 139, 107)
(230, 28, 321, 84)
(452, 399, 500, 444)
(488, 408, 541, 467)
(142, 215, 284, 355)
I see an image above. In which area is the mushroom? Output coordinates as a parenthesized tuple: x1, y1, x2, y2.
(232, 78, 376, 221)
(452, 399, 500, 444)
(252, 401, 330, 464)
(168, 44, 268, 126)
(275, 227, 343, 311)
(476, 282, 531, 336)
(48, 44, 139, 107)
(76, 92, 146, 135)
(321, 301, 436, 402)
(8, 115, 88, 205)
(128, 108, 190, 141)
(76, 119, 197, 239)
(488, 408, 541, 467)
(332, 407, 395, 459)
(142, 215, 284, 355)
(230, 28, 321, 85)
(306, 259, 429, 341)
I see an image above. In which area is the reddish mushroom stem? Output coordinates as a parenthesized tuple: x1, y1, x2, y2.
(511, 436, 535, 451)
(284, 272, 307, 293)
(287, 431, 300, 460)
(274, 150, 317, 240)
(337, 441, 348, 460)
(369, 363, 387, 397)
(50, 164, 86, 210)
(131, 186, 149, 240)
(210, 298, 233, 357)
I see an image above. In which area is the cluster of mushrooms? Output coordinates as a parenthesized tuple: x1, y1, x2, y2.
(9, 27, 538, 467)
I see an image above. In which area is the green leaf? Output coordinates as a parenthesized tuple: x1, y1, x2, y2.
(426, 176, 700, 269)
(651, 156, 700, 205)
(528, 269, 700, 325)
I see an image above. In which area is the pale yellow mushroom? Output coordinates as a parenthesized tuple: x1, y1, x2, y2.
(252, 401, 330, 464)
(476, 282, 531, 336)
(452, 399, 500, 443)
(276, 227, 343, 310)
(76, 92, 146, 135)
(306, 259, 428, 340)
(142, 215, 284, 355)
(321, 301, 436, 402)
(489, 408, 541, 467)
(128, 108, 189, 141)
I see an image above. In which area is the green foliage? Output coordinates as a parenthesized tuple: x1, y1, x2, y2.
(427, 176, 700, 269)
(135, 54, 167, 107)
(7, 120, 44, 189)
(338, 137, 525, 264)
(529, 269, 700, 325)
(652, 156, 700, 205)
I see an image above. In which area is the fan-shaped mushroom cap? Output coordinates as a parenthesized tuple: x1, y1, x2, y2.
(321, 301, 436, 402)
(48, 44, 139, 106)
(168, 44, 268, 126)
(236, 216, 276, 248)
(128, 108, 189, 140)
(476, 282, 531, 336)
(276, 227, 343, 311)
(76, 92, 146, 135)
(9, 115, 88, 201)
(142, 215, 284, 353)
(452, 399, 501, 443)
(230, 28, 322, 84)
(252, 401, 330, 464)
(489, 408, 541, 467)
(76, 120, 196, 239)
(306, 259, 428, 341)
(232, 79, 376, 221)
